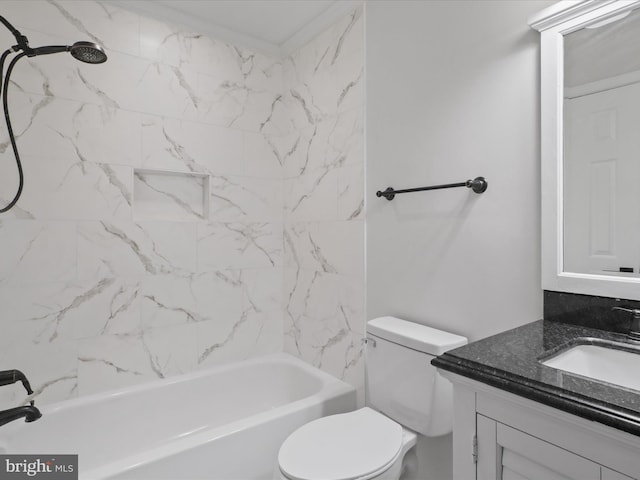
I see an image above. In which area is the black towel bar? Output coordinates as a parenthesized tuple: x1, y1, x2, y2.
(376, 176, 487, 201)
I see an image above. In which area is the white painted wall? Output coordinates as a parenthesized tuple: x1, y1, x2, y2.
(365, 1, 555, 478)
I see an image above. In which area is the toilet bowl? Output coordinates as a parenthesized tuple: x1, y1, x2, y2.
(276, 317, 467, 480)
(277, 408, 417, 480)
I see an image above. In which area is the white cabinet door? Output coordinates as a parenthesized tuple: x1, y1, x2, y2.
(477, 414, 600, 480)
(477, 414, 499, 480)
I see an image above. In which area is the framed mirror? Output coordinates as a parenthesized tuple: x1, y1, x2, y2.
(531, 0, 640, 300)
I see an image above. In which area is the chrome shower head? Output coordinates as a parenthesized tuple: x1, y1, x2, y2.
(69, 41, 107, 64)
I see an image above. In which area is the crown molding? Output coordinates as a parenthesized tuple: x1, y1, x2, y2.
(104, 0, 362, 58)
(280, 0, 361, 56)
(528, 0, 619, 31)
(104, 0, 282, 56)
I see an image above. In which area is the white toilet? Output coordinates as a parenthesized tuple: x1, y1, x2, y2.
(276, 316, 467, 480)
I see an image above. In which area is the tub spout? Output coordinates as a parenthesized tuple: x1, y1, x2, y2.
(0, 405, 41, 427)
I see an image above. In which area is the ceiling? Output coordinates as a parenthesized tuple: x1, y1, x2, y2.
(107, 0, 359, 56)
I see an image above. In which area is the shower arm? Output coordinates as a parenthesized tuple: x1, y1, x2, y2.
(0, 16, 31, 54)
(0, 16, 35, 56)
(0, 16, 74, 58)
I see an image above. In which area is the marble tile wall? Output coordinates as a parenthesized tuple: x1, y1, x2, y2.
(0, 0, 287, 407)
(282, 9, 366, 401)
(0, 0, 364, 407)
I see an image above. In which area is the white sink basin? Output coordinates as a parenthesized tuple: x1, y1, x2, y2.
(542, 344, 640, 392)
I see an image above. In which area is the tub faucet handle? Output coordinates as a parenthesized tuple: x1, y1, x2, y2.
(0, 370, 34, 395)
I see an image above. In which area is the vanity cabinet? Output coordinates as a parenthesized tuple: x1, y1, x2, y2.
(477, 415, 632, 480)
(445, 373, 640, 480)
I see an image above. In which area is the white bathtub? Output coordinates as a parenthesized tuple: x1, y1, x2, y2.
(0, 353, 357, 479)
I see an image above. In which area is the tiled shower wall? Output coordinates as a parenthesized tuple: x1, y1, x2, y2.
(282, 10, 365, 397)
(0, 1, 363, 406)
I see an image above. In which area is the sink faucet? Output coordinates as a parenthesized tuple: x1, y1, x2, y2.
(612, 307, 640, 341)
(0, 405, 41, 427)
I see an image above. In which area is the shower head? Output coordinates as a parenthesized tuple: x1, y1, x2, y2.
(0, 15, 106, 64)
(28, 41, 107, 64)
(69, 41, 107, 64)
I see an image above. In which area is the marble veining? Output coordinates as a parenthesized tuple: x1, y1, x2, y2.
(337, 69, 363, 109)
(30, 277, 118, 344)
(157, 127, 202, 173)
(76, 69, 121, 110)
(0, 95, 54, 155)
(49, 2, 103, 46)
(309, 233, 339, 274)
(331, 9, 360, 66)
(30, 374, 78, 401)
(197, 310, 252, 365)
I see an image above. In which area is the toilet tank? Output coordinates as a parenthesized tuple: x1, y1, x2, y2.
(365, 317, 467, 437)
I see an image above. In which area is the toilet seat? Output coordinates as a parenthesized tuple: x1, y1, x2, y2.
(278, 408, 403, 480)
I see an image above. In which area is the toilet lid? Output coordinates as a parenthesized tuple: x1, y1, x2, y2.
(278, 408, 403, 480)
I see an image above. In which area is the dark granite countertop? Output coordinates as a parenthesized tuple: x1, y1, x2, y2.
(432, 319, 640, 437)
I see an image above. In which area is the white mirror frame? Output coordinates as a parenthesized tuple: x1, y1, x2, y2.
(531, 0, 640, 300)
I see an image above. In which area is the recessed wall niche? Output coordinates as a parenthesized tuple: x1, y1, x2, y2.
(133, 169, 209, 221)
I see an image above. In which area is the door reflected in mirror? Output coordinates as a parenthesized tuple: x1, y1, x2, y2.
(563, 7, 640, 278)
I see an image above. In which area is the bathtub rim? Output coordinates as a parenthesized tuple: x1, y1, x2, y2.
(20, 352, 346, 416)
